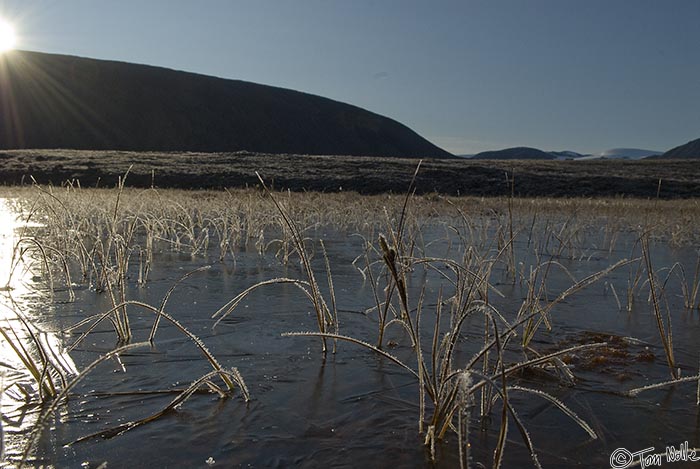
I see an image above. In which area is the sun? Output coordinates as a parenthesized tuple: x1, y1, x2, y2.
(0, 18, 16, 53)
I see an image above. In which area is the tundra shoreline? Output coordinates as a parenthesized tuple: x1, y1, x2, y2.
(0, 149, 697, 198)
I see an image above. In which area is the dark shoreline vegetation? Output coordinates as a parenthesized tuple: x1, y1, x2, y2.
(1, 149, 700, 198)
(0, 168, 699, 467)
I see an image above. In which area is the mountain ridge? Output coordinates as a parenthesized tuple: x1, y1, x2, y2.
(658, 138, 700, 159)
(0, 50, 452, 158)
(471, 147, 555, 160)
(467, 147, 664, 160)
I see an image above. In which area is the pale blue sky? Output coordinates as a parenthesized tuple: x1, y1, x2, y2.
(1, 0, 698, 154)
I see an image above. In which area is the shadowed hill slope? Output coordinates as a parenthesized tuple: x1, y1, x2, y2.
(659, 138, 700, 159)
(0, 50, 452, 158)
(472, 147, 555, 160)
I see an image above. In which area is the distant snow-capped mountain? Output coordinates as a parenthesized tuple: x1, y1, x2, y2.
(548, 151, 589, 159)
(458, 147, 661, 161)
(577, 148, 662, 160)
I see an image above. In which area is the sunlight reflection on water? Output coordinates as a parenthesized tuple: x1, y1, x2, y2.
(0, 197, 77, 464)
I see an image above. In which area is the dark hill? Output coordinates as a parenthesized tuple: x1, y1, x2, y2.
(0, 50, 452, 158)
(472, 147, 555, 160)
(659, 138, 700, 159)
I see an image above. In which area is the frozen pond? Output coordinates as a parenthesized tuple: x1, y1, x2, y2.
(1, 193, 699, 468)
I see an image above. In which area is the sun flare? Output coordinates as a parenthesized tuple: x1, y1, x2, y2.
(0, 19, 16, 53)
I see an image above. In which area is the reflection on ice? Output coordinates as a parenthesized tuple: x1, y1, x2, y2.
(0, 198, 77, 464)
(0, 187, 696, 467)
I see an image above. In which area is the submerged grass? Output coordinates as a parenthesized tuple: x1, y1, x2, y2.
(0, 187, 250, 466)
(256, 168, 631, 467)
(0, 175, 698, 466)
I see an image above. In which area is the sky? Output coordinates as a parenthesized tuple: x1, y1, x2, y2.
(0, 0, 698, 155)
